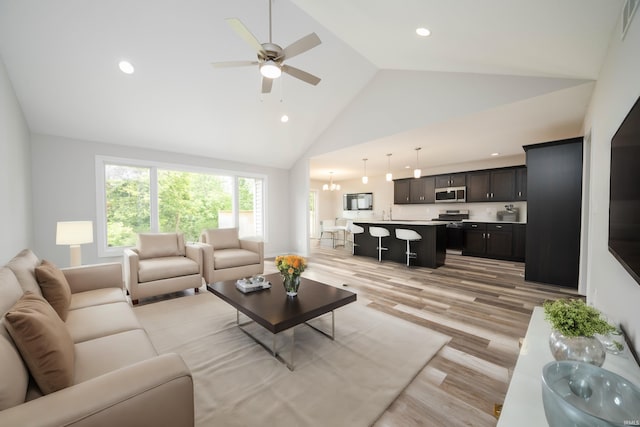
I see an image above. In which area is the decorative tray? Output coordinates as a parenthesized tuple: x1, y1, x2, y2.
(236, 276, 271, 293)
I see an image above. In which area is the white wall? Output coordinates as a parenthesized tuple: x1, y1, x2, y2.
(30, 134, 292, 267)
(583, 15, 640, 355)
(0, 56, 32, 264)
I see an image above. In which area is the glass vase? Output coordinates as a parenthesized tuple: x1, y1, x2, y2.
(282, 274, 301, 297)
(549, 330, 606, 367)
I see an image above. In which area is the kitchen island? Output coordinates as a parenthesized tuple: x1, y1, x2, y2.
(353, 220, 447, 268)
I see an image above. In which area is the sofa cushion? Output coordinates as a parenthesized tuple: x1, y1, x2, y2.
(0, 335, 28, 410)
(65, 302, 143, 343)
(137, 233, 186, 260)
(74, 329, 157, 384)
(138, 257, 200, 283)
(213, 248, 261, 270)
(35, 260, 72, 321)
(69, 288, 127, 311)
(4, 292, 75, 394)
(6, 249, 42, 297)
(207, 228, 240, 250)
(0, 267, 24, 316)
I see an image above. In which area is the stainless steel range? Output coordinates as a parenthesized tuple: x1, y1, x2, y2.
(432, 210, 469, 251)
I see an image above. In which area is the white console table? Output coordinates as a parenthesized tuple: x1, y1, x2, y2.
(497, 307, 640, 426)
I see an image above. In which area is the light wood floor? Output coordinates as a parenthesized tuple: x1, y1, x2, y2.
(141, 241, 579, 426)
(283, 242, 580, 427)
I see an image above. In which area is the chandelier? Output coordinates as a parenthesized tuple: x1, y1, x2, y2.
(322, 172, 341, 191)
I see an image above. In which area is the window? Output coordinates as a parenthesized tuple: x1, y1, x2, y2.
(96, 156, 266, 256)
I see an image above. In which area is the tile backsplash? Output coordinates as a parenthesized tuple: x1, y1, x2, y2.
(391, 201, 527, 223)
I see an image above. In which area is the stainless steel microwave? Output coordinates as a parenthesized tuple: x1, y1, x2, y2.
(435, 186, 466, 203)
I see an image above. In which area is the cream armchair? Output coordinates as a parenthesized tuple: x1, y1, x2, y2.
(199, 228, 264, 284)
(124, 232, 203, 304)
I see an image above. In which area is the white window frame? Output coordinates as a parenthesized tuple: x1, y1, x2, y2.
(95, 155, 268, 258)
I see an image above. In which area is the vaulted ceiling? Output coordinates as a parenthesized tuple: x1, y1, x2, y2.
(0, 0, 623, 181)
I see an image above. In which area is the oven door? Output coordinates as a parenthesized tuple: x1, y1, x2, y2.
(435, 187, 466, 203)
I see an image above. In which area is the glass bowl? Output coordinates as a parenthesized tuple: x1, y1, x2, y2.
(542, 361, 640, 426)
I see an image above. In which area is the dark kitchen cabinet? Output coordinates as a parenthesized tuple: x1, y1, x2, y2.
(410, 177, 428, 203)
(422, 176, 436, 203)
(394, 176, 435, 204)
(515, 167, 527, 200)
(486, 223, 513, 258)
(466, 169, 515, 202)
(394, 180, 411, 204)
(463, 222, 524, 261)
(513, 223, 526, 259)
(463, 223, 487, 255)
(524, 138, 583, 288)
(435, 173, 465, 188)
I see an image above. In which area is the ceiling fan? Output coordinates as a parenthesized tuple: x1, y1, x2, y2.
(211, 0, 322, 94)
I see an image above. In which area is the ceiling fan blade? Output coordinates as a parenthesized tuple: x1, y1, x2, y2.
(225, 18, 266, 57)
(282, 65, 321, 86)
(211, 60, 258, 68)
(280, 33, 321, 61)
(261, 77, 273, 94)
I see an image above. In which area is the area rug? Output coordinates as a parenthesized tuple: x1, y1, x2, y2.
(134, 292, 449, 427)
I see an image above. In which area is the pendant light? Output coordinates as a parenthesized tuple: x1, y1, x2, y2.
(362, 158, 368, 184)
(413, 147, 422, 179)
(385, 153, 393, 181)
(322, 171, 340, 191)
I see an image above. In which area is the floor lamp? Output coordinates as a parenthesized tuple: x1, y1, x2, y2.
(56, 221, 94, 267)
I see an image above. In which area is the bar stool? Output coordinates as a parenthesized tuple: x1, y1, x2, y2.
(395, 228, 422, 267)
(347, 222, 364, 255)
(369, 226, 390, 262)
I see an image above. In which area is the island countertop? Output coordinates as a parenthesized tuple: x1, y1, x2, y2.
(350, 219, 445, 226)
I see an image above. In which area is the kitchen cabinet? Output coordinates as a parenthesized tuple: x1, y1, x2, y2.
(462, 222, 524, 261)
(513, 223, 526, 259)
(394, 180, 411, 204)
(466, 169, 515, 202)
(435, 173, 465, 188)
(524, 138, 582, 288)
(515, 167, 527, 200)
(394, 176, 435, 204)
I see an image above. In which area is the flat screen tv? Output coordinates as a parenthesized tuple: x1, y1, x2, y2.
(609, 95, 640, 285)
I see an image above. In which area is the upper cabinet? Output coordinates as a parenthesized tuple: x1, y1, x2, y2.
(394, 166, 526, 205)
(435, 173, 466, 188)
(394, 180, 411, 204)
(394, 177, 435, 204)
(466, 168, 519, 202)
(515, 167, 527, 200)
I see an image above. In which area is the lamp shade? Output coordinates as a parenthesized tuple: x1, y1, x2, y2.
(56, 221, 94, 245)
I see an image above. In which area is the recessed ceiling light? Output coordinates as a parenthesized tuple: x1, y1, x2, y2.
(491, 152, 500, 156)
(118, 60, 135, 74)
(416, 27, 431, 37)
(280, 115, 289, 123)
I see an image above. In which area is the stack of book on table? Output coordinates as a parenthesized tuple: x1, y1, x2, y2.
(236, 276, 271, 293)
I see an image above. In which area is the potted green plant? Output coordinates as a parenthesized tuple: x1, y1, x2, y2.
(543, 299, 615, 366)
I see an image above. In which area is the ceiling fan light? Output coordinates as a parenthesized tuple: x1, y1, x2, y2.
(260, 60, 281, 79)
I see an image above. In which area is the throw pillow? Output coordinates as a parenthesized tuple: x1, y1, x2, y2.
(136, 233, 185, 259)
(4, 292, 75, 394)
(35, 260, 72, 321)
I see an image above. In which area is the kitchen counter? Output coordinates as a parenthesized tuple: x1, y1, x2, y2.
(353, 221, 446, 268)
(462, 219, 527, 224)
(352, 219, 444, 225)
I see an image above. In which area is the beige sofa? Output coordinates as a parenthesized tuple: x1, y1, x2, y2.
(124, 232, 203, 304)
(0, 249, 194, 427)
(200, 227, 264, 283)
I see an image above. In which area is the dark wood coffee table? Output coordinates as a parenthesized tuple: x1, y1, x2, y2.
(206, 272, 356, 370)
